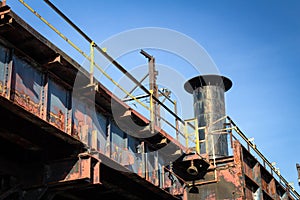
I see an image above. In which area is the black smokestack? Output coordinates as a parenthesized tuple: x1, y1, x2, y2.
(184, 74, 232, 158)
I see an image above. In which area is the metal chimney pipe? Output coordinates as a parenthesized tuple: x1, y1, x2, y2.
(184, 74, 232, 158)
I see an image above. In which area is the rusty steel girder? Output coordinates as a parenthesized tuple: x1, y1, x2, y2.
(44, 153, 101, 186)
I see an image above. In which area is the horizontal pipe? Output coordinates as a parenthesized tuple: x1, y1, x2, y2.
(122, 94, 150, 102)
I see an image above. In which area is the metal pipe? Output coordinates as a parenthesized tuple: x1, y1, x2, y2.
(184, 75, 232, 158)
(122, 94, 150, 102)
(140, 49, 152, 60)
(43, 0, 92, 43)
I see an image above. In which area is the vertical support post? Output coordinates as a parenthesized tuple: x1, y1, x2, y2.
(184, 121, 189, 151)
(93, 160, 100, 184)
(205, 126, 209, 157)
(41, 75, 48, 121)
(194, 118, 200, 155)
(4, 49, 12, 100)
(149, 89, 154, 134)
(66, 90, 72, 134)
(91, 130, 98, 151)
(140, 50, 159, 130)
(162, 165, 165, 189)
(90, 41, 95, 85)
(106, 119, 111, 157)
(174, 100, 179, 141)
(148, 56, 160, 126)
(141, 141, 146, 179)
(39, 74, 45, 119)
(154, 151, 159, 186)
(148, 55, 159, 127)
(169, 162, 173, 195)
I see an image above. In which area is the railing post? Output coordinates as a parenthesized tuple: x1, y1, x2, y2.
(194, 118, 200, 155)
(90, 41, 95, 85)
(174, 100, 179, 141)
(149, 89, 155, 134)
(184, 121, 189, 151)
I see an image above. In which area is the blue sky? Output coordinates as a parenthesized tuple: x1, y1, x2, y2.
(7, 0, 300, 193)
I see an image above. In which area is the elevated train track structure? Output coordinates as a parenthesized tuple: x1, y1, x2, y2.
(0, 1, 299, 200)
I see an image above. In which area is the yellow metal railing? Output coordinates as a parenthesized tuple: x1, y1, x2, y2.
(184, 115, 300, 199)
(14, 2, 300, 198)
(184, 118, 200, 155)
(18, 0, 193, 147)
(18, 0, 149, 111)
(89, 41, 95, 85)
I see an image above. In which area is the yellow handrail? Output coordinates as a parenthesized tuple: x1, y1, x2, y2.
(185, 115, 300, 199)
(184, 118, 200, 154)
(18, 0, 149, 110)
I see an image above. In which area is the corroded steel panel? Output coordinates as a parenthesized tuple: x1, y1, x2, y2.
(127, 135, 142, 172)
(261, 166, 274, 197)
(163, 168, 184, 196)
(0, 44, 9, 95)
(11, 55, 43, 117)
(110, 121, 125, 163)
(72, 98, 107, 153)
(72, 97, 86, 140)
(192, 167, 243, 199)
(145, 150, 162, 187)
(45, 154, 101, 185)
(93, 111, 107, 154)
(186, 141, 244, 199)
(47, 78, 69, 132)
(85, 106, 93, 146)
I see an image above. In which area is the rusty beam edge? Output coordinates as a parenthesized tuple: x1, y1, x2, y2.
(97, 152, 181, 199)
(4, 7, 186, 155)
(4, 9, 89, 77)
(100, 163, 181, 200)
(0, 96, 84, 148)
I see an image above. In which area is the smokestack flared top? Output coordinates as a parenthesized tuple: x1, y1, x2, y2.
(184, 74, 232, 93)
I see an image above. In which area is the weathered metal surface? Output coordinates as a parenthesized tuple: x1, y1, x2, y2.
(2, 3, 298, 200)
(47, 78, 70, 132)
(45, 153, 101, 185)
(242, 147, 259, 182)
(185, 141, 244, 199)
(93, 110, 108, 153)
(0, 5, 187, 200)
(239, 144, 298, 200)
(127, 135, 142, 173)
(172, 153, 210, 182)
(261, 166, 276, 198)
(109, 120, 138, 168)
(195, 85, 227, 157)
(0, 43, 9, 96)
(11, 55, 43, 117)
(161, 166, 184, 196)
(184, 75, 232, 158)
(72, 97, 108, 154)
